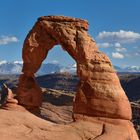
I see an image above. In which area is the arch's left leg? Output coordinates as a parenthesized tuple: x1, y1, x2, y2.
(17, 21, 57, 111)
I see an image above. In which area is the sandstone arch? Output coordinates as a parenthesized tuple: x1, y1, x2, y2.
(17, 16, 131, 120)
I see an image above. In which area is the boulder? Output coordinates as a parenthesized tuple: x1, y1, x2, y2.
(0, 84, 18, 108)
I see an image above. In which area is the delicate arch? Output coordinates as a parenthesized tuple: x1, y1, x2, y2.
(17, 16, 131, 120)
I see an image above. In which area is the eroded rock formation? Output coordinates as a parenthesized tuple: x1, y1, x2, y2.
(0, 84, 18, 109)
(17, 16, 138, 139)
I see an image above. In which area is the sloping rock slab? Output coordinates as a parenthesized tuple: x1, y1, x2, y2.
(0, 109, 138, 140)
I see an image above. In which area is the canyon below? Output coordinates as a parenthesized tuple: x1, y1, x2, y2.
(0, 72, 140, 139)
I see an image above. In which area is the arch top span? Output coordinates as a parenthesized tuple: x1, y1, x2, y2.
(38, 15, 89, 31)
(17, 15, 132, 121)
(22, 15, 99, 76)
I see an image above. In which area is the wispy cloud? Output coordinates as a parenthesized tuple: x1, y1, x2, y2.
(115, 47, 127, 52)
(97, 42, 123, 49)
(114, 42, 121, 47)
(97, 42, 111, 48)
(97, 30, 140, 44)
(112, 52, 124, 59)
(96, 30, 140, 60)
(0, 35, 18, 45)
(126, 51, 140, 57)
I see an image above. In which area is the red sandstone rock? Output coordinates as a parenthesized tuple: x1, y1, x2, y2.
(0, 109, 138, 140)
(17, 74, 42, 110)
(16, 16, 138, 139)
(0, 84, 18, 107)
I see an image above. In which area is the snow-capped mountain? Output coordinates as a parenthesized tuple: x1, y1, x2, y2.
(38, 63, 62, 75)
(114, 65, 140, 73)
(59, 63, 76, 73)
(0, 60, 140, 75)
(0, 61, 22, 74)
(125, 66, 140, 72)
(60, 64, 140, 73)
(0, 61, 62, 75)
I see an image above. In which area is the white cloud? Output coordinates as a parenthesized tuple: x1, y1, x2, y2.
(0, 35, 18, 45)
(134, 52, 140, 56)
(123, 50, 140, 58)
(97, 42, 123, 49)
(133, 46, 138, 49)
(97, 30, 140, 44)
(115, 47, 127, 52)
(112, 52, 124, 59)
(114, 42, 121, 47)
(97, 42, 112, 48)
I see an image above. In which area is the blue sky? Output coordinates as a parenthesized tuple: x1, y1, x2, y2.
(0, 0, 140, 67)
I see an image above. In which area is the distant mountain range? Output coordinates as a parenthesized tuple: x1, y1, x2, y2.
(0, 61, 22, 74)
(0, 60, 140, 75)
(0, 61, 77, 75)
(114, 66, 140, 73)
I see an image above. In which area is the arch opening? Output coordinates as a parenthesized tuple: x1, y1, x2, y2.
(43, 45, 76, 67)
(36, 45, 78, 92)
(33, 44, 78, 123)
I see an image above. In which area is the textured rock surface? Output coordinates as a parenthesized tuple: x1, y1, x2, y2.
(16, 15, 138, 139)
(0, 84, 19, 110)
(17, 74, 42, 111)
(131, 101, 140, 138)
(0, 109, 138, 140)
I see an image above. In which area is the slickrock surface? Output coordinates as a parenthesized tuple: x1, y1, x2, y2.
(13, 15, 139, 139)
(0, 109, 138, 140)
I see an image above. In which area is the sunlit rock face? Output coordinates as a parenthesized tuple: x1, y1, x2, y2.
(16, 16, 138, 139)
